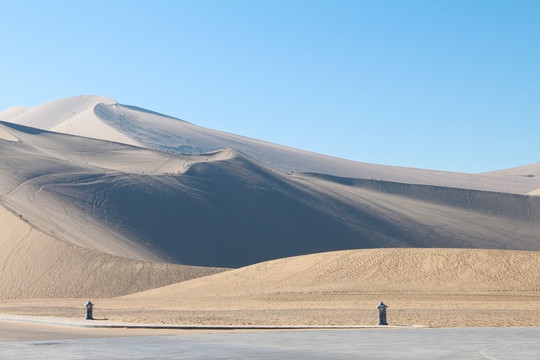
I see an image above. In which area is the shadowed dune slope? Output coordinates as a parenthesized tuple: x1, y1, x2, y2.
(1, 121, 539, 269)
(302, 173, 540, 222)
(124, 248, 540, 301)
(0, 205, 227, 300)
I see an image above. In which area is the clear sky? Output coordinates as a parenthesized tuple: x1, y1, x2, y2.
(1, 0, 538, 173)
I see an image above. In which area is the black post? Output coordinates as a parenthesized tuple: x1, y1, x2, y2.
(85, 301, 94, 320)
(377, 302, 388, 325)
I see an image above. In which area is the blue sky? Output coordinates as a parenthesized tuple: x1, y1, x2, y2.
(1, 0, 538, 173)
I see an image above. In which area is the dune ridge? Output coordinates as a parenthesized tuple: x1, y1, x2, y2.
(1, 96, 140, 146)
(4, 95, 540, 194)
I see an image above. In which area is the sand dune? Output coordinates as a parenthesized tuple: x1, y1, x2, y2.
(0, 204, 226, 300)
(1, 120, 539, 269)
(4, 96, 540, 194)
(111, 248, 539, 327)
(125, 248, 540, 299)
(0, 125, 17, 142)
(0, 95, 539, 327)
(0, 95, 139, 146)
(484, 161, 540, 177)
(2, 248, 537, 327)
(0, 105, 28, 121)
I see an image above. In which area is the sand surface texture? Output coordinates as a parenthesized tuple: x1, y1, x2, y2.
(0, 96, 539, 328)
(1, 118, 538, 268)
(0, 248, 538, 328)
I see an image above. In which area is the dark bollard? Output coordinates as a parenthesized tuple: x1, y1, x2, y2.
(85, 301, 94, 320)
(377, 302, 388, 325)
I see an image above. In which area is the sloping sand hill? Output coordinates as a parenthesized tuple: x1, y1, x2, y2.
(485, 162, 540, 196)
(116, 248, 540, 327)
(90, 248, 540, 327)
(1, 248, 537, 327)
(0, 204, 226, 300)
(1, 120, 539, 269)
(1, 96, 538, 327)
(0, 96, 140, 146)
(4, 96, 540, 194)
(140, 248, 540, 295)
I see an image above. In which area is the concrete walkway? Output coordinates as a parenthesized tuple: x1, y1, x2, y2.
(1, 315, 538, 359)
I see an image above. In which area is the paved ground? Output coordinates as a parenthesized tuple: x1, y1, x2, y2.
(0, 316, 538, 359)
(0, 320, 214, 342)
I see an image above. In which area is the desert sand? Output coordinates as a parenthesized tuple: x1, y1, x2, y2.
(0, 204, 226, 300)
(1, 118, 539, 269)
(1, 96, 539, 329)
(0, 248, 538, 328)
(2, 96, 540, 194)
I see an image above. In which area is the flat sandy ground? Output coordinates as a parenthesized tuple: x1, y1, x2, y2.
(1, 293, 539, 329)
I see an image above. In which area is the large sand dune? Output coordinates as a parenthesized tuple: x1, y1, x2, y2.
(3, 96, 540, 194)
(1, 121, 539, 269)
(0, 95, 538, 327)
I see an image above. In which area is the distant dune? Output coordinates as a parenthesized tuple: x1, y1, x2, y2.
(0, 96, 538, 327)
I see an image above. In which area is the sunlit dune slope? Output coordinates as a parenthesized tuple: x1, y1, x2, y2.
(0, 95, 139, 146)
(484, 162, 540, 196)
(124, 248, 540, 302)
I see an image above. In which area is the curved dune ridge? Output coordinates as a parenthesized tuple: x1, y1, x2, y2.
(1, 114, 539, 269)
(0, 122, 243, 263)
(0, 95, 140, 146)
(0, 204, 227, 300)
(4, 95, 540, 194)
(0, 105, 28, 121)
(2, 121, 539, 268)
